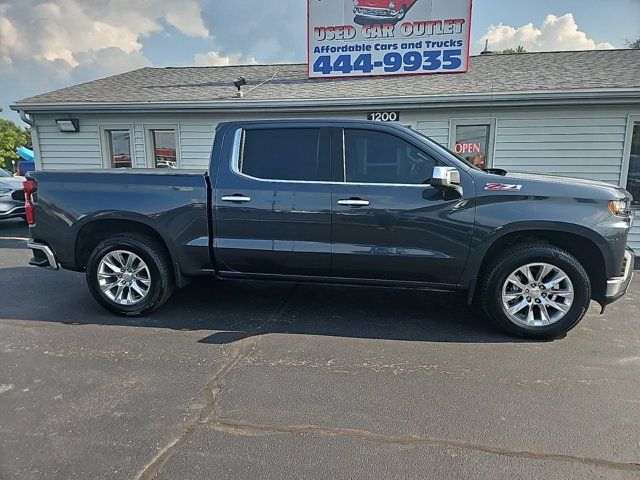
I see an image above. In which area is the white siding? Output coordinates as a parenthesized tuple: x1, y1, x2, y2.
(493, 113, 628, 184)
(36, 117, 102, 169)
(179, 123, 216, 169)
(414, 119, 449, 145)
(133, 124, 146, 168)
(629, 230, 640, 252)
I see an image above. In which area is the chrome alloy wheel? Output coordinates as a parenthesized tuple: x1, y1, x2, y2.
(501, 263, 574, 327)
(97, 250, 151, 306)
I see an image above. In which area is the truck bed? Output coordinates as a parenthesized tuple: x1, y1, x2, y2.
(28, 169, 212, 277)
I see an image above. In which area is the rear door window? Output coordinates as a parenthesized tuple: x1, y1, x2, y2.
(240, 128, 329, 181)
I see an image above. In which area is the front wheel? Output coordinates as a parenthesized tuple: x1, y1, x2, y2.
(479, 243, 591, 339)
(86, 233, 174, 316)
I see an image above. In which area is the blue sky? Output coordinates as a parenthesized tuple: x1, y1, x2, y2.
(1, 0, 638, 123)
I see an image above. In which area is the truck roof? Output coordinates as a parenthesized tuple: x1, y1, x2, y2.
(217, 119, 409, 129)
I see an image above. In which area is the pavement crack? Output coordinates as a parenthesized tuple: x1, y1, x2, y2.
(207, 418, 640, 473)
(136, 346, 245, 480)
(136, 285, 299, 480)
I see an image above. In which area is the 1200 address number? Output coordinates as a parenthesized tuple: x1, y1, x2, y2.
(312, 49, 463, 75)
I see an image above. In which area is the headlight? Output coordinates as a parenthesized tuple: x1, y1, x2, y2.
(609, 198, 631, 216)
(0, 182, 12, 195)
(389, 2, 396, 8)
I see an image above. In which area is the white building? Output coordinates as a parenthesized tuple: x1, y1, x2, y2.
(10, 49, 640, 249)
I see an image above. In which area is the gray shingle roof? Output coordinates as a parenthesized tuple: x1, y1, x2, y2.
(14, 49, 640, 106)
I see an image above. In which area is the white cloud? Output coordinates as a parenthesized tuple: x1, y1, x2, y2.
(0, 4, 18, 62)
(0, 0, 211, 122)
(199, 0, 306, 64)
(165, 2, 209, 38)
(73, 47, 152, 79)
(479, 13, 615, 52)
(195, 50, 258, 67)
(0, 0, 210, 69)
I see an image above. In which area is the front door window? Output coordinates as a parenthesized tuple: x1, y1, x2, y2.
(344, 129, 436, 184)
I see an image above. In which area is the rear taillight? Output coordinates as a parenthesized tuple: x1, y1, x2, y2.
(23, 179, 37, 225)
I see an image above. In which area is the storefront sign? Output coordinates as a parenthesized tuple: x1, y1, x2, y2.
(308, 0, 473, 78)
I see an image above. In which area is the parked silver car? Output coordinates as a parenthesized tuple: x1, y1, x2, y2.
(0, 168, 26, 221)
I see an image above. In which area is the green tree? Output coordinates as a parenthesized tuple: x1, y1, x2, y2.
(497, 45, 527, 54)
(0, 111, 30, 172)
(626, 36, 640, 49)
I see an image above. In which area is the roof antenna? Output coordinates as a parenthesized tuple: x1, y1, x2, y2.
(481, 39, 493, 55)
(233, 77, 247, 97)
(233, 71, 278, 98)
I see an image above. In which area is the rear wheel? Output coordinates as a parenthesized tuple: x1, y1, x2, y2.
(86, 233, 174, 316)
(480, 243, 591, 339)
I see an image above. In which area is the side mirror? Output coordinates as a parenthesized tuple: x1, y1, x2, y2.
(429, 166, 463, 199)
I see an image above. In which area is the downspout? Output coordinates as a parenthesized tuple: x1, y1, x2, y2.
(19, 110, 42, 171)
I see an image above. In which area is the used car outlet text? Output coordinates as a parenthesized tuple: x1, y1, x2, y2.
(313, 18, 466, 41)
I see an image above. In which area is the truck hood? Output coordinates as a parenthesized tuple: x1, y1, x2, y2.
(503, 171, 631, 200)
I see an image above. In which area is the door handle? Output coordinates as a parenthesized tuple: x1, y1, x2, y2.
(338, 198, 370, 207)
(221, 195, 251, 203)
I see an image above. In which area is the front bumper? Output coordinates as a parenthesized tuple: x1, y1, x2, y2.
(354, 6, 399, 19)
(0, 204, 26, 219)
(603, 248, 635, 304)
(27, 241, 59, 270)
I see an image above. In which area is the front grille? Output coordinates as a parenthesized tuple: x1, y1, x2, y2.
(355, 7, 390, 16)
(619, 255, 629, 277)
(12, 189, 25, 202)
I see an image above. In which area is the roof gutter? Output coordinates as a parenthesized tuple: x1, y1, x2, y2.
(18, 110, 35, 126)
(10, 89, 640, 115)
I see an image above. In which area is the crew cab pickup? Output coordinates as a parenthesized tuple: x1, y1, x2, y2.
(25, 120, 635, 339)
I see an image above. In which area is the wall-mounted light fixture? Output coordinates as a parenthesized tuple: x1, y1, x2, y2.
(55, 118, 79, 133)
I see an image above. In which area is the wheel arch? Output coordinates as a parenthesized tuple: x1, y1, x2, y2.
(465, 222, 611, 304)
(74, 215, 186, 287)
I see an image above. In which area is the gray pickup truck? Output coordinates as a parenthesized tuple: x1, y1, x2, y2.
(25, 120, 634, 339)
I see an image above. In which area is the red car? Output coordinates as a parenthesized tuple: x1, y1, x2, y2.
(353, 0, 418, 22)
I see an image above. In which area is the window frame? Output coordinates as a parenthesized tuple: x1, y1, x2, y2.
(339, 127, 440, 188)
(621, 115, 640, 209)
(229, 125, 447, 187)
(99, 124, 135, 169)
(231, 127, 330, 184)
(449, 117, 497, 169)
(144, 124, 181, 169)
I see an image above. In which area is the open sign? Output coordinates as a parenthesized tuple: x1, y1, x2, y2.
(454, 142, 481, 154)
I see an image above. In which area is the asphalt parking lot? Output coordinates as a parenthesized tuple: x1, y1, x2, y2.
(1, 218, 639, 479)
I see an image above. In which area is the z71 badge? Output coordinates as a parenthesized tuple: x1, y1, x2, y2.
(484, 183, 523, 191)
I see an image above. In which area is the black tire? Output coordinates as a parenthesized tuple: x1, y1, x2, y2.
(479, 243, 591, 339)
(86, 233, 174, 316)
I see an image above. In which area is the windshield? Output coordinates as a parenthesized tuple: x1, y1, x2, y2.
(0, 168, 12, 178)
(410, 129, 484, 172)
